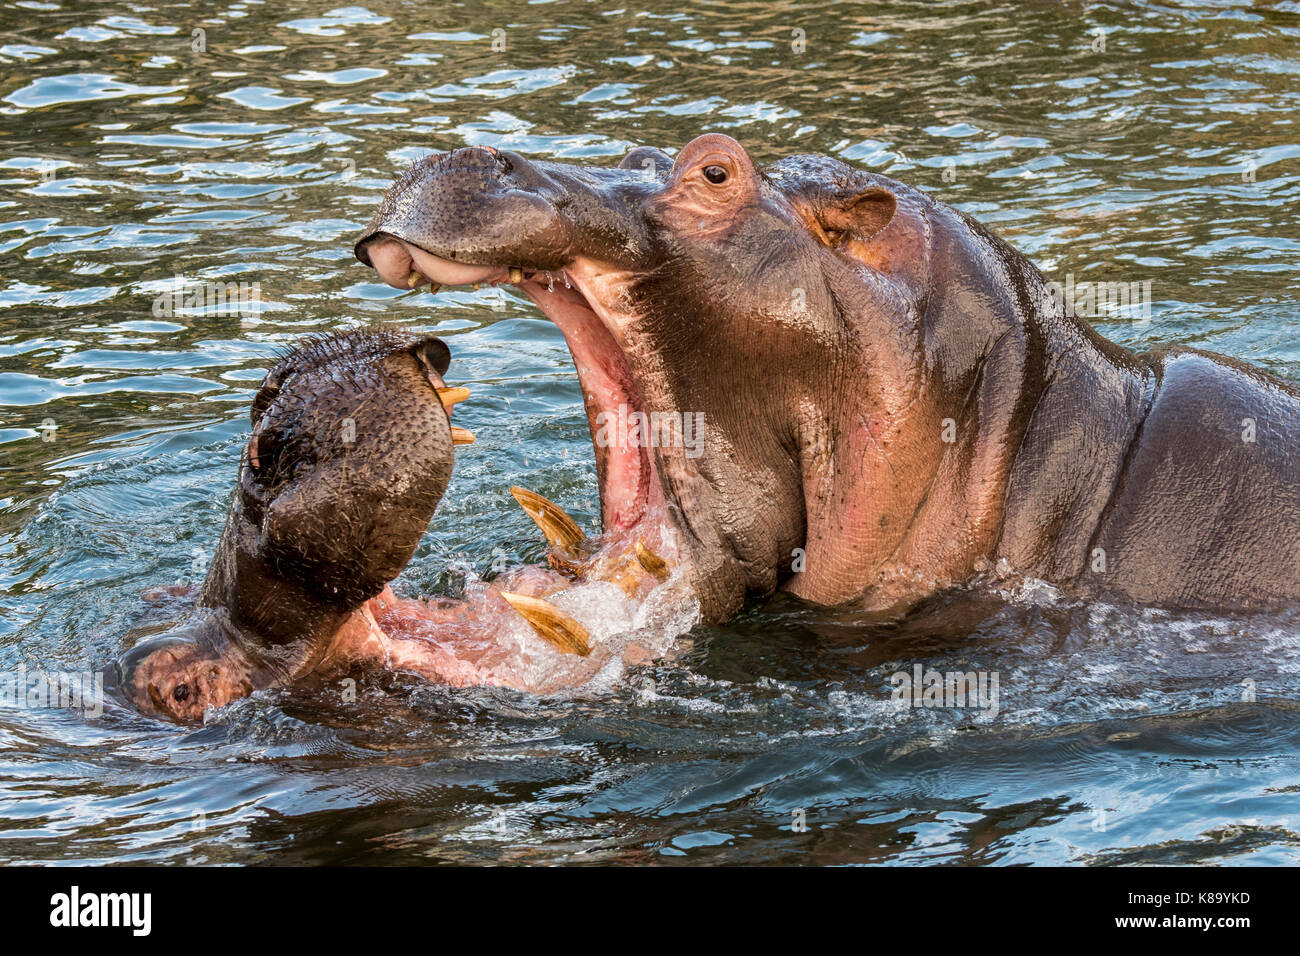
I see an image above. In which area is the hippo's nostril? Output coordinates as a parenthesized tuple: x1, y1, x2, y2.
(172, 683, 190, 703)
(246, 427, 283, 483)
(250, 379, 281, 424)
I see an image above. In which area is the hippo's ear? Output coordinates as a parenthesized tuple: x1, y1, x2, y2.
(409, 334, 450, 378)
(619, 146, 673, 180)
(810, 187, 897, 246)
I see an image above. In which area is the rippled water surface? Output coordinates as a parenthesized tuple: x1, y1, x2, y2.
(2, 0, 1299, 865)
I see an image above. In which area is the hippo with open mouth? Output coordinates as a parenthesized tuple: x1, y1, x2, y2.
(356, 134, 1300, 620)
(119, 328, 677, 722)
(118, 329, 472, 721)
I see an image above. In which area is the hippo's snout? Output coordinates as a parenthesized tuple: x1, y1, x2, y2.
(354, 144, 654, 281)
(355, 146, 566, 271)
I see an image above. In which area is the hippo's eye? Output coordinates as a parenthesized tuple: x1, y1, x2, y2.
(172, 683, 190, 703)
(703, 165, 728, 185)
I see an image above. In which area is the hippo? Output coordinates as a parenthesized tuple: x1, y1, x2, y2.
(356, 134, 1300, 623)
(118, 328, 472, 721)
(119, 327, 676, 721)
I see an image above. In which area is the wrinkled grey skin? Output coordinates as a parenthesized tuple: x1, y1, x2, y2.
(119, 329, 456, 721)
(357, 135, 1300, 621)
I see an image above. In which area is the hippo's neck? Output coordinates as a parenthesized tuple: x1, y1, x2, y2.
(871, 206, 1157, 603)
(784, 199, 1155, 615)
(995, 309, 1154, 584)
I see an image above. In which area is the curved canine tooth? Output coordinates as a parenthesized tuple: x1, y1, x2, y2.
(509, 486, 587, 552)
(634, 540, 670, 581)
(436, 386, 470, 409)
(406, 271, 423, 289)
(450, 426, 475, 445)
(499, 592, 592, 656)
(428, 282, 441, 295)
(509, 267, 524, 284)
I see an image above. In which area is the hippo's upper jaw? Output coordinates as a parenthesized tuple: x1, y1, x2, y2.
(356, 135, 942, 621)
(355, 145, 670, 538)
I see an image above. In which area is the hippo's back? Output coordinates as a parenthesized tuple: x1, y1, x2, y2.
(1085, 348, 1300, 609)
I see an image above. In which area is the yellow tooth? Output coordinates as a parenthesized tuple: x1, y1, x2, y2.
(499, 592, 592, 656)
(428, 282, 441, 295)
(471, 282, 481, 291)
(509, 486, 586, 552)
(450, 426, 475, 445)
(634, 540, 670, 582)
(406, 271, 423, 289)
(509, 267, 524, 283)
(436, 386, 470, 409)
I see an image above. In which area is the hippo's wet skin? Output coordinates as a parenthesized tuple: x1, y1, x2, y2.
(357, 135, 1300, 621)
(119, 329, 467, 721)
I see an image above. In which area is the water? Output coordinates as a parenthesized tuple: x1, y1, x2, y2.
(1, 0, 1299, 865)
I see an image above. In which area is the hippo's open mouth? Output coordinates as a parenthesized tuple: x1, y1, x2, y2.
(361, 236, 664, 534)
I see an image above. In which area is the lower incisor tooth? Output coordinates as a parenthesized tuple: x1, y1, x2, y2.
(634, 541, 671, 581)
(406, 271, 422, 288)
(509, 486, 587, 552)
(450, 426, 475, 445)
(499, 591, 592, 656)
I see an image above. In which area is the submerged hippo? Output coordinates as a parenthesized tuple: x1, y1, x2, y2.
(118, 329, 473, 721)
(356, 135, 1300, 621)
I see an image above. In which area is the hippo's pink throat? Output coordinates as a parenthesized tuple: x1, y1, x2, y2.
(365, 237, 667, 535)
